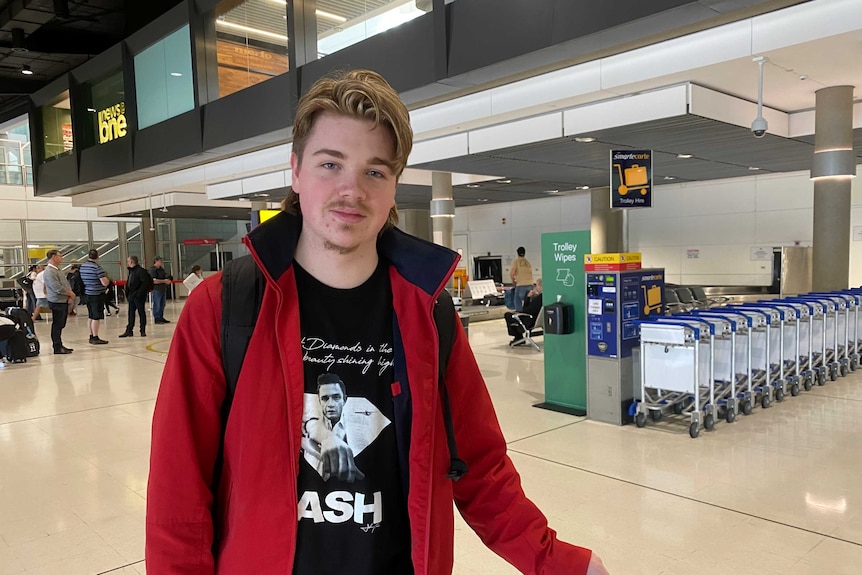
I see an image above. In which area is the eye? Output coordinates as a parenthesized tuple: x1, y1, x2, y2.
(321, 162, 338, 170)
(367, 169, 386, 179)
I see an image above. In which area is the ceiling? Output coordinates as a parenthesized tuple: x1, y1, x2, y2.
(0, 0, 129, 117)
(117, 204, 252, 220)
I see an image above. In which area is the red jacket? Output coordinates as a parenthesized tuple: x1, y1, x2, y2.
(146, 212, 591, 574)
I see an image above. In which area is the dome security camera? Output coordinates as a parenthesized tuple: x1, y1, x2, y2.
(751, 116, 768, 138)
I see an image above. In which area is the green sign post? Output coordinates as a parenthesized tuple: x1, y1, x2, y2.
(538, 231, 590, 415)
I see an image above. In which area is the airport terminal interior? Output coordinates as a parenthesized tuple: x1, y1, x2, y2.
(2, 0, 862, 573)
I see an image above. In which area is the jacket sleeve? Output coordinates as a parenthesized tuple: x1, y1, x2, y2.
(146, 276, 225, 574)
(447, 315, 592, 575)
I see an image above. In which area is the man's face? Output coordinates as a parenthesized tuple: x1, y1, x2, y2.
(291, 112, 397, 256)
(154, 260, 163, 268)
(51, 253, 63, 265)
(318, 382, 345, 424)
(127, 258, 134, 268)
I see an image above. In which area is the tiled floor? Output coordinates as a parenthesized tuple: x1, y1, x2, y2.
(1, 302, 861, 574)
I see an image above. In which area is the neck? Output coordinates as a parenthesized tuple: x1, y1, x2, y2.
(294, 235, 380, 289)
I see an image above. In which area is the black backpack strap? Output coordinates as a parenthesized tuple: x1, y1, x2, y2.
(221, 255, 266, 417)
(213, 256, 265, 495)
(434, 289, 468, 481)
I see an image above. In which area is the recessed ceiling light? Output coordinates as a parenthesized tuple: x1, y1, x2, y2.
(255, 193, 271, 197)
(21, 64, 33, 75)
(170, 72, 183, 77)
(237, 197, 250, 201)
(496, 179, 512, 184)
(477, 198, 489, 202)
(545, 189, 560, 194)
(575, 137, 596, 143)
(677, 154, 694, 159)
(579, 185, 590, 190)
(466, 184, 480, 188)
(749, 166, 761, 171)
(663, 176, 676, 180)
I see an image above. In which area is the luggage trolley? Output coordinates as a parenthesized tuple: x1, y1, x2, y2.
(840, 289, 862, 367)
(753, 302, 803, 397)
(811, 292, 858, 375)
(773, 300, 816, 391)
(785, 297, 834, 384)
(736, 304, 791, 402)
(692, 309, 755, 421)
(795, 296, 842, 381)
(723, 306, 777, 409)
(636, 318, 715, 438)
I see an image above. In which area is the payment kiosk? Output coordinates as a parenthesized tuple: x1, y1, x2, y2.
(584, 253, 664, 425)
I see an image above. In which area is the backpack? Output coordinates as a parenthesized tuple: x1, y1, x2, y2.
(220, 255, 467, 481)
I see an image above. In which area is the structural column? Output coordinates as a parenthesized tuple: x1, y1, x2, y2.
(590, 188, 623, 254)
(812, 86, 856, 292)
(430, 171, 454, 249)
(142, 215, 157, 267)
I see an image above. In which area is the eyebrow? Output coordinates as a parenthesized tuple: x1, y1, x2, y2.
(312, 148, 397, 174)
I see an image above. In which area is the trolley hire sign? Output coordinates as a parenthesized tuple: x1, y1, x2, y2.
(610, 150, 652, 208)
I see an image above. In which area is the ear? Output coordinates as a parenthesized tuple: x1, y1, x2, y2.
(290, 151, 301, 193)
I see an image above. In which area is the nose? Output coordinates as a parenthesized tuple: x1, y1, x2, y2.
(337, 170, 367, 201)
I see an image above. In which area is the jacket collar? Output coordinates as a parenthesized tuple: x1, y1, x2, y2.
(244, 210, 459, 296)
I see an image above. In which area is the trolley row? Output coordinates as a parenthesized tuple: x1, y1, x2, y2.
(633, 289, 861, 438)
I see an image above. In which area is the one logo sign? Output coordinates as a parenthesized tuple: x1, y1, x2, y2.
(98, 102, 127, 144)
(611, 150, 652, 208)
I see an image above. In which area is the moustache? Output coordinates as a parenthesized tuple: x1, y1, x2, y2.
(326, 201, 369, 215)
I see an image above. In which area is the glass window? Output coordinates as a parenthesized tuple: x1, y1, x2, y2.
(0, 221, 22, 241)
(214, 0, 289, 99)
(316, 0, 429, 59)
(40, 92, 74, 161)
(135, 25, 195, 130)
(81, 70, 128, 148)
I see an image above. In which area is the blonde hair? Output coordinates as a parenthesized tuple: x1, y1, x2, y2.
(282, 69, 411, 230)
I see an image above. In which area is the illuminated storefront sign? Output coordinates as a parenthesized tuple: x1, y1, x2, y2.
(98, 102, 127, 144)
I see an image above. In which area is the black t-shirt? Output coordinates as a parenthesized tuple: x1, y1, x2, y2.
(293, 261, 413, 575)
(150, 266, 169, 293)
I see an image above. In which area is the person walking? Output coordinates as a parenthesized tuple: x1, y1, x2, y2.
(182, 265, 204, 294)
(119, 256, 152, 338)
(509, 246, 533, 312)
(149, 256, 171, 324)
(42, 250, 75, 354)
(79, 249, 110, 345)
(31, 264, 48, 321)
(66, 264, 84, 316)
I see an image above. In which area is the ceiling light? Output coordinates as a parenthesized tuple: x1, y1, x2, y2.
(237, 197, 250, 202)
(255, 193, 271, 198)
(749, 166, 761, 171)
(545, 189, 559, 194)
(132, 213, 142, 216)
(216, 20, 288, 43)
(496, 179, 512, 184)
(316, 9, 347, 22)
(477, 198, 489, 202)
(222, 215, 230, 218)
(11, 28, 27, 53)
(269, 0, 347, 22)
(575, 137, 596, 143)
(677, 154, 694, 159)
(170, 72, 183, 77)
(87, 107, 96, 113)
(579, 186, 590, 190)
(21, 65, 33, 75)
(466, 184, 480, 188)
(663, 176, 676, 180)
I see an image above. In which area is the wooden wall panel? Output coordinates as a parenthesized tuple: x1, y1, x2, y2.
(216, 40, 288, 98)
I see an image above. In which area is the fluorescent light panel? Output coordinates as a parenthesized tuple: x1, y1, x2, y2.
(269, 0, 346, 22)
(216, 20, 288, 42)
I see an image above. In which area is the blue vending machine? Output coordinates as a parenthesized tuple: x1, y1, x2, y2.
(586, 269, 665, 424)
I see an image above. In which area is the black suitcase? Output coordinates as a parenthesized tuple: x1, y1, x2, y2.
(4, 307, 34, 335)
(24, 333, 40, 357)
(0, 288, 22, 309)
(6, 330, 30, 363)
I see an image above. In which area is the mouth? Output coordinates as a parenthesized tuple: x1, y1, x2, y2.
(329, 204, 367, 224)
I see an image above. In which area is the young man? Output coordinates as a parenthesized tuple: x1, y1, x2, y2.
(146, 70, 609, 575)
(119, 256, 151, 338)
(149, 256, 171, 324)
(79, 249, 110, 344)
(42, 250, 75, 354)
(510, 247, 534, 312)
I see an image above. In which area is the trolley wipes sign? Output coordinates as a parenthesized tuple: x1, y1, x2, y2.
(610, 150, 652, 208)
